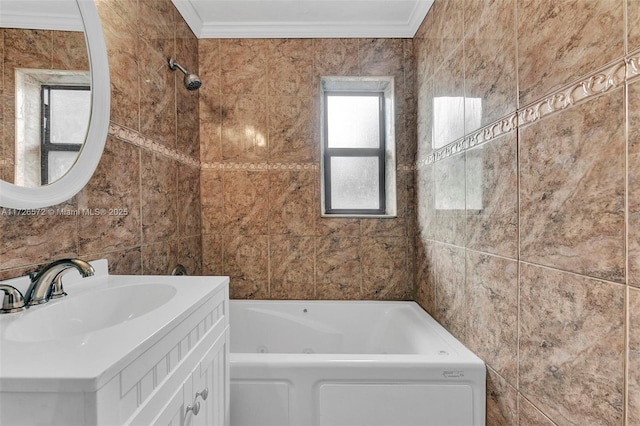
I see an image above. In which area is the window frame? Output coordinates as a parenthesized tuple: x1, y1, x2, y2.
(323, 91, 386, 215)
(320, 76, 396, 218)
(40, 84, 89, 185)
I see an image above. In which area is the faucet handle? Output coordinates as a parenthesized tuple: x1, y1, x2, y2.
(49, 276, 67, 299)
(0, 285, 27, 314)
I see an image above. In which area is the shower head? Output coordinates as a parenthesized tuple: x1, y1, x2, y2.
(168, 58, 202, 91)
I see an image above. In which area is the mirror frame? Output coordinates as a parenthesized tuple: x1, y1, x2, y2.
(0, 0, 110, 209)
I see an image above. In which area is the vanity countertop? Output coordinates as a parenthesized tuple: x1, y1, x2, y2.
(0, 260, 229, 393)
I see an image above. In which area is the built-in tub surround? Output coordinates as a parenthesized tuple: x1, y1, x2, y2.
(0, 0, 202, 280)
(414, 0, 639, 424)
(198, 38, 417, 301)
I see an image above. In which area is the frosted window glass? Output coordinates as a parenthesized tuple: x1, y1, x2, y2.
(327, 96, 380, 148)
(48, 151, 79, 183)
(50, 89, 91, 144)
(330, 157, 379, 210)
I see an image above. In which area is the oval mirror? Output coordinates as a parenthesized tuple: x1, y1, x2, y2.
(0, 0, 110, 209)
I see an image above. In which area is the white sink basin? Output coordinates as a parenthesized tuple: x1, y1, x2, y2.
(5, 283, 177, 342)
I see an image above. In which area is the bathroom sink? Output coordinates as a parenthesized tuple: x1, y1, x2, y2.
(5, 283, 177, 342)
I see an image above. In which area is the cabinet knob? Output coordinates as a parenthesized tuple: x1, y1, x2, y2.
(186, 401, 200, 416)
(196, 387, 209, 401)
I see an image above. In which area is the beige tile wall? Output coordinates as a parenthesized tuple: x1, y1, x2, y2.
(199, 38, 417, 300)
(0, 0, 202, 279)
(414, 0, 640, 424)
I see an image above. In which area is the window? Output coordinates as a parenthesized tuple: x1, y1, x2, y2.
(40, 85, 91, 185)
(320, 77, 396, 217)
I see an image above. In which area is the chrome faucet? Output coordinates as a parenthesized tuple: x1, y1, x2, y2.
(0, 285, 27, 313)
(25, 258, 95, 306)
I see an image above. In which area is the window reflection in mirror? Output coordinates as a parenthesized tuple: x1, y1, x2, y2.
(0, 24, 89, 186)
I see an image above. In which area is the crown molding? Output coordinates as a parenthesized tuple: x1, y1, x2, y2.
(172, 0, 433, 39)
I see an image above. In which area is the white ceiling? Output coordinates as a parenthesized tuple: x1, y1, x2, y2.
(171, 0, 434, 38)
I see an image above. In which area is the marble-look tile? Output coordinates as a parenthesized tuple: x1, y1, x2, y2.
(434, 153, 466, 246)
(52, 31, 89, 71)
(102, 248, 142, 275)
(267, 39, 314, 97)
(361, 237, 411, 300)
(465, 251, 518, 383)
(517, 0, 624, 105)
(0, 199, 77, 269)
(220, 39, 267, 95)
(178, 165, 201, 237)
(519, 396, 556, 426)
(433, 243, 466, 341)
(466, 132, 518, 258)
(199, 94, 222, 162)
(176, 36, 199, 160)
(432, 45, 465, 148)
(138, 0, 173, 42)
(313, 39, 358, 77)
(361, 218, 406, 237)
(629, 287, 640, 425)
(139, 38, 176, 148)
(405, 170, 418, 238)
(200, 169, 224, 234)
(0, 265, 36, 282)
(141, 152, 177, 244)
(414, 29, 430, 84)
(519, 89, 625, 282)
(269, 169, 314, 236)
(519, 263, 624, 425)
(628, 81, 640, 286)
(358, 39, 404, 81)
(464, 0, 516, 132)
(1, 28, 4, 92)
(223, 170, 268, 235)
(416, 164, 436, 241)
(198, 39, 220, 98)
(268, 96, 317, 163)
(485, 368, 518, 426)
(269, 236, 315, 299)
(3, 29, 51, 92)
(142, 240, 178, 275)
(201, 234, 223, 276)
(630, 0, 640, 52)
(402, 40, 417, 167)
(416, 78, 434, 163)
(178, 236, 202, 276)
(96, 0, 139, 130)
(223, 235, 268, 299)
(426, 0, 464, 70)
(316, 218, 361, 236)
(315, 236, 361, 299)
(415, 237, 435, 314)
(220, 95, 268, 161)
(78, 137, 141, 255)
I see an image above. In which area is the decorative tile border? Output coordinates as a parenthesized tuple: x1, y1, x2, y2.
(417, 50, 640, 168)
(108, 123, 200, 167)
(200, 162, 319, 171)
(201, 162, 416, 172)
(518, 58, 627, 127)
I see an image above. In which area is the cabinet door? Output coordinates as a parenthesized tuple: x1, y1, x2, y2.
(186, 329, 229, 426)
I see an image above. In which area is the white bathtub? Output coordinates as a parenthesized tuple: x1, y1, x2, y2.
(229, 300, 485, 426)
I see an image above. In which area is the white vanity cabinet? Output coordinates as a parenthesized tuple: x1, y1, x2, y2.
(0, 265, 229, 426)
(125, 291, 230, 426)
